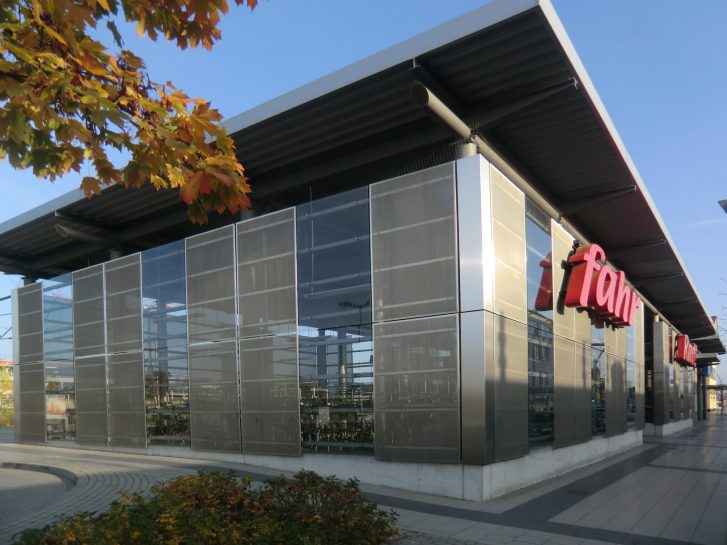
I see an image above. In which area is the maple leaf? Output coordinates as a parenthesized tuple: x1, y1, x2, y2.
(0, 0, 258, 224)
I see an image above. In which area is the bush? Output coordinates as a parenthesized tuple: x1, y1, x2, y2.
(13, 470, 398, 545)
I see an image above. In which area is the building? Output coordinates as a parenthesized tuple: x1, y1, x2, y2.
(0, 360, 13, 428)
(1, 0, 724, 501)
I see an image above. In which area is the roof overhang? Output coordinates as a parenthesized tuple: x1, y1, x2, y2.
(0, 0, 720, 342)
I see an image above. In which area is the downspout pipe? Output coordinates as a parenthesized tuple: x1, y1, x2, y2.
(409, 81, 671, 328)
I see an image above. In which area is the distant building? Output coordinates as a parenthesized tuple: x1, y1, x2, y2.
(0, 360, 13, 427)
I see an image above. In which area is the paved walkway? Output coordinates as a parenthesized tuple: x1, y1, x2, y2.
(0, 417, 725, 545)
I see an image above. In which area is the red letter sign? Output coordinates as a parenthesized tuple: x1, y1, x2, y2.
(675, 334, 698, 367)
(564, 244, 641, 327)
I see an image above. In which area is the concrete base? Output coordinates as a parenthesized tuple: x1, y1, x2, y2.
(43, 429, 643, 502)
(643, 418, 693, 437)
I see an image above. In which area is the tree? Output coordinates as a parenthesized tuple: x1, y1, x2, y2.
(0, 0, 257, 223)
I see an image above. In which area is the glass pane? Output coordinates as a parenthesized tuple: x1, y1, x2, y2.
(297, 187, 374, 454)
(142, 241, 190, 447)
(591, 325, 606, 436)
(299, 325, 373, 453)
(626, 359, 635, 429)
(43, 274, 75, 441)
(526, 204, 554, 447)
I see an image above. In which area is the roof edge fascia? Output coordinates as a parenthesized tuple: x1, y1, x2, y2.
(537, 0, 717, 338)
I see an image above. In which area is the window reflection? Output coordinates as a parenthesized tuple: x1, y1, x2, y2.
(591, 325, 606, 435)
(142, 241, 190, 446)
(526, 202, 554, 447)
(297, 188, 374, 453)
(43, 275, 75, 441)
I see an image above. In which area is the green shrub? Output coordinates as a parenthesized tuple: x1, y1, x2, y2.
(13, 470, 398, 545)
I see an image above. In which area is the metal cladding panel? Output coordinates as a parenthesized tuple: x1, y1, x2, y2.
(370, 163, 458, 322)
(239, 335, 300, 456)
(18, 362, 45, 442)
(73, 265, 105, 358)
(107, 351, 145, 447)
(105, 254, 142, 354)
(553, 335, 576, 448)
(490, 167, 527, 324)
(237, 209, 297, 338)
(457, 155, 493, 314)
(374, 314, 459, 463)
(651, 321, 670, 426)
(634, 306, 645, 429)
(493, 314, 528, 461)
(186, 226, 237, 343)
(573, 341, 592, 442)
(75, 355, 108, 445)
(606, 353, 627, 437)
(189, 341, 241, 452)
(17, 284, 43, 364)
(460, 310, 490, 464)
(551, 222, 574, 341)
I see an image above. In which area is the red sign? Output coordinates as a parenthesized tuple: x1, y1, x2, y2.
(564, 244, 641, 327)
(675, 334, 697, 367)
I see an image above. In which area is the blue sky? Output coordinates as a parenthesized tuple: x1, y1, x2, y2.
(1, 0, 726, 378)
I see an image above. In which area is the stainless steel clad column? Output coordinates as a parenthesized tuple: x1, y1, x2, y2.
(16, 284, 45, 443)
(73, 265, 108, 445)
(552, 223, 578, 448)
(634, 305, 645, 429)
(186, 226, 241, 452)
(457, 155, 494, 465)
(652, 321, 670, 426)
(490, 167, 528, 462)
(236, 209, 300, 456)
(105, 254, 145, 447)
(371, 163, 460, 463)
(605, 326, 627, 436)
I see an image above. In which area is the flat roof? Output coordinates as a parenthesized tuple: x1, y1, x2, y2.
(0, 0, 721, 345)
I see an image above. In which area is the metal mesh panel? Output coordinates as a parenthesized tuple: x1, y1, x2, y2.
(18, 362, 45, 442)
(186, 226, 236, 342)
(73, 265, 105, 358)
(17, 284, 43, 364)
(237, 210, 297, 338)
(370, 163, 457, 322)
(75, 355, 108, 445)
(189, 341, 240, 452)
(239, 335, 300, 455)
(105, 254, 142, 354)
(374, 314, 459, 463)
(107, 351, 145, 447)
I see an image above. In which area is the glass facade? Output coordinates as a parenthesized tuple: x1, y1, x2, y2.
(142, 241, 190, 446)
(296, 188, 374, 453)
(12, 160, 656, 466)
(43, 275, 75, 440)
(591, 325, 606, 435)
(525, 202, 554, 447)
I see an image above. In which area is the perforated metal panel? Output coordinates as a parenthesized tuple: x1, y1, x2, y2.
(105, 254, 142, 353)
(75, 355, 108, 445)
(189, 341, 240, 452)
(73, 265, 105, 358)
(18, 362, 45, 442)
(107, 351, 145, 447)
(186, 226, 237, 343)
(239, 335, 300, 455)
(374, 314, 459, 463)
(371, 163, 458, 322)
(17, 284, 43, 364)
(237, 209, 297, 338)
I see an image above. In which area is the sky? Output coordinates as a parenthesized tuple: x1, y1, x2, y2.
(1, 0, 726, 377)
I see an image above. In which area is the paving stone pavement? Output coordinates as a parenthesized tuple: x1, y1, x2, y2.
(1, 417, 726, 545)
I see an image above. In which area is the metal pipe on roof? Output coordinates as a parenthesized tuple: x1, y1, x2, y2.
(409, 81, 676, 332)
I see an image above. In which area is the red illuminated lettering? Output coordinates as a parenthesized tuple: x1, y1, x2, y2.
(564, 244, 641, 327)
(676, 334, 698, 367)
